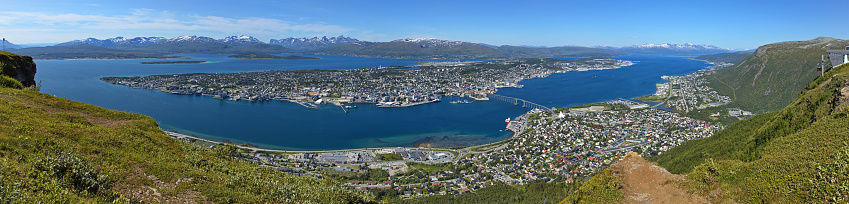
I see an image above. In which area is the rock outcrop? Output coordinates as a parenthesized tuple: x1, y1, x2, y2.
(0, 51, 37, 86)
(612, 152, 709, 204)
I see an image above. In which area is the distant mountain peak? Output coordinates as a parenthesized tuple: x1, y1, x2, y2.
(612, 43, 731, 55)
(391, 38, 467, 48)
(222, 35, 262, 44)
(56, 36, 166, 47)
(165, 35, 217, 43)
(269, 35, 359, 51)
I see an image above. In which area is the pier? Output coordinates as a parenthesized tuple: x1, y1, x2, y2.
(488, 94, 554, 112)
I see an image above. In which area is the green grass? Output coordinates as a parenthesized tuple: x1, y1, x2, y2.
(0, 87, 374, 203)
(707, 37, 849, 113)
(407, 162, 454, 173)
(560, 169, 622, 204)
(376, 153, 403, 161)
(398, 183, 576, 204)
(632, 95, 665, 102)
(650, 62, 849, 202)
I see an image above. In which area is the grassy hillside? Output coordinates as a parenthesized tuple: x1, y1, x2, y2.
(0, 88, 373, 202)
(708, 37, 849, 113)
(691, 51, 752, 64)
(650, 62, 849, 202)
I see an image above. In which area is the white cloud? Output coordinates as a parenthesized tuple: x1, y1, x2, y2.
(0, 10, 352, 43)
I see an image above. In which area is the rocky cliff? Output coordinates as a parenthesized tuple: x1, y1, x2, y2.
(0, 51, 37, 86)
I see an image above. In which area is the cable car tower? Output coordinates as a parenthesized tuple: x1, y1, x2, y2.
(818, 55, 825, 77)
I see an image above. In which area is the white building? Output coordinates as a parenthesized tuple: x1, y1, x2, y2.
(826, 46, 849, 67)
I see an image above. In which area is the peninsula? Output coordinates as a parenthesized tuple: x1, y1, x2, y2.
(101, 57, 633, 108)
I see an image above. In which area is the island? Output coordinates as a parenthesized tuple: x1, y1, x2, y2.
(140, 60, 208, 64)
(224, 53, 319, 59)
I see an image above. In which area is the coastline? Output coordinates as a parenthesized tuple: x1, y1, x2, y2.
(163, 113, 526, 153)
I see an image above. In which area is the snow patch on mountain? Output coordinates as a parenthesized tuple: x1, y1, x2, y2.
(222, 35, 262, 44)
(270, 35, 359, 50)
(391, 38, 467, 48)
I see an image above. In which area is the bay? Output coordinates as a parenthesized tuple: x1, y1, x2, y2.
(35, 54, 709, 150)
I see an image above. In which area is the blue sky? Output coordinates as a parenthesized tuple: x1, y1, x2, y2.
(2, 0, 847, 50)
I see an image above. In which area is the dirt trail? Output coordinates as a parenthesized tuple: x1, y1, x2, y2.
(612, 152, 709, 204)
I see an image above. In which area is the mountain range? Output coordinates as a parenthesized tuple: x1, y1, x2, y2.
(598, 43, 732, 55)
(8, 35, 742, 59)
(269, 35, 359, 51)
(1, 40, 23, 50)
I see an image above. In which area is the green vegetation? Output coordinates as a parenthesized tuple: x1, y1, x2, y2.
(0, 75, 23, 89)
(341, 168, 390, 183)
(225, 53, 318, 59)
(561, 169, 622, 204)
(707, 37, 849, 113)
(399, 183, 575, 204)
(650, 62, 849, 202)
(376, 153, 403, 161)
(677, 105, 740, 125)
(0, 87, 373, 203)
(633, 94, 665, 102)
(406, 162, 455, 173)
(691, 51, 753, 64)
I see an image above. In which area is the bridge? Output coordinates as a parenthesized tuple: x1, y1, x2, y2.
(488, 94, 554, 112)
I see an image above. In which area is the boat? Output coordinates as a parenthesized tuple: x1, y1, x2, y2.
(505, 118, 511, 123)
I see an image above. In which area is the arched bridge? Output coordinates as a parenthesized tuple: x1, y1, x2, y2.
(488, 94, 554, 112)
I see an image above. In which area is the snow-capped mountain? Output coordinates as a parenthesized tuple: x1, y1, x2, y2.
(56, 37, 166, 47)
(221, 35, 262, 44)
(391, 37, 467, 48)
(270, 35, 359, 51)
(602, 43, 732, 55)
(162, 35, 218, 44)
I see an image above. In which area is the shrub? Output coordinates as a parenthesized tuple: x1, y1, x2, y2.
(34, 152, 113, 195)
(0, 75, 23, 89)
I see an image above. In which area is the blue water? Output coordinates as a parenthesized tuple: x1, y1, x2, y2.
(35, 54, 709, 150)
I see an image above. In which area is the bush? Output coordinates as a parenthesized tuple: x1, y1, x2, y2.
(0, 75, 23, 89)
(34, 152, 113, 195)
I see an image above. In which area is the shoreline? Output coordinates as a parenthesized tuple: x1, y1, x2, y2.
(162, 106, 537, 153)
(164, 128, 518, 153)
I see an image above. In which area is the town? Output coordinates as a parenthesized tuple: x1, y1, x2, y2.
(101, 57, 633, 110)
(142, 56, 740, 199)
(167, 96, 722, 198)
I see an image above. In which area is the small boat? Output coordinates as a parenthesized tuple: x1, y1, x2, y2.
(505, 118, 511, 123)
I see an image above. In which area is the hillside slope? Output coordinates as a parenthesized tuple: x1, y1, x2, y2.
(708, 37, 849, 113)
(650, 62, 849, 202)
(691, 51, 752, 64)
(0, 53, 372, 203)
(0, 87, 374, 203)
